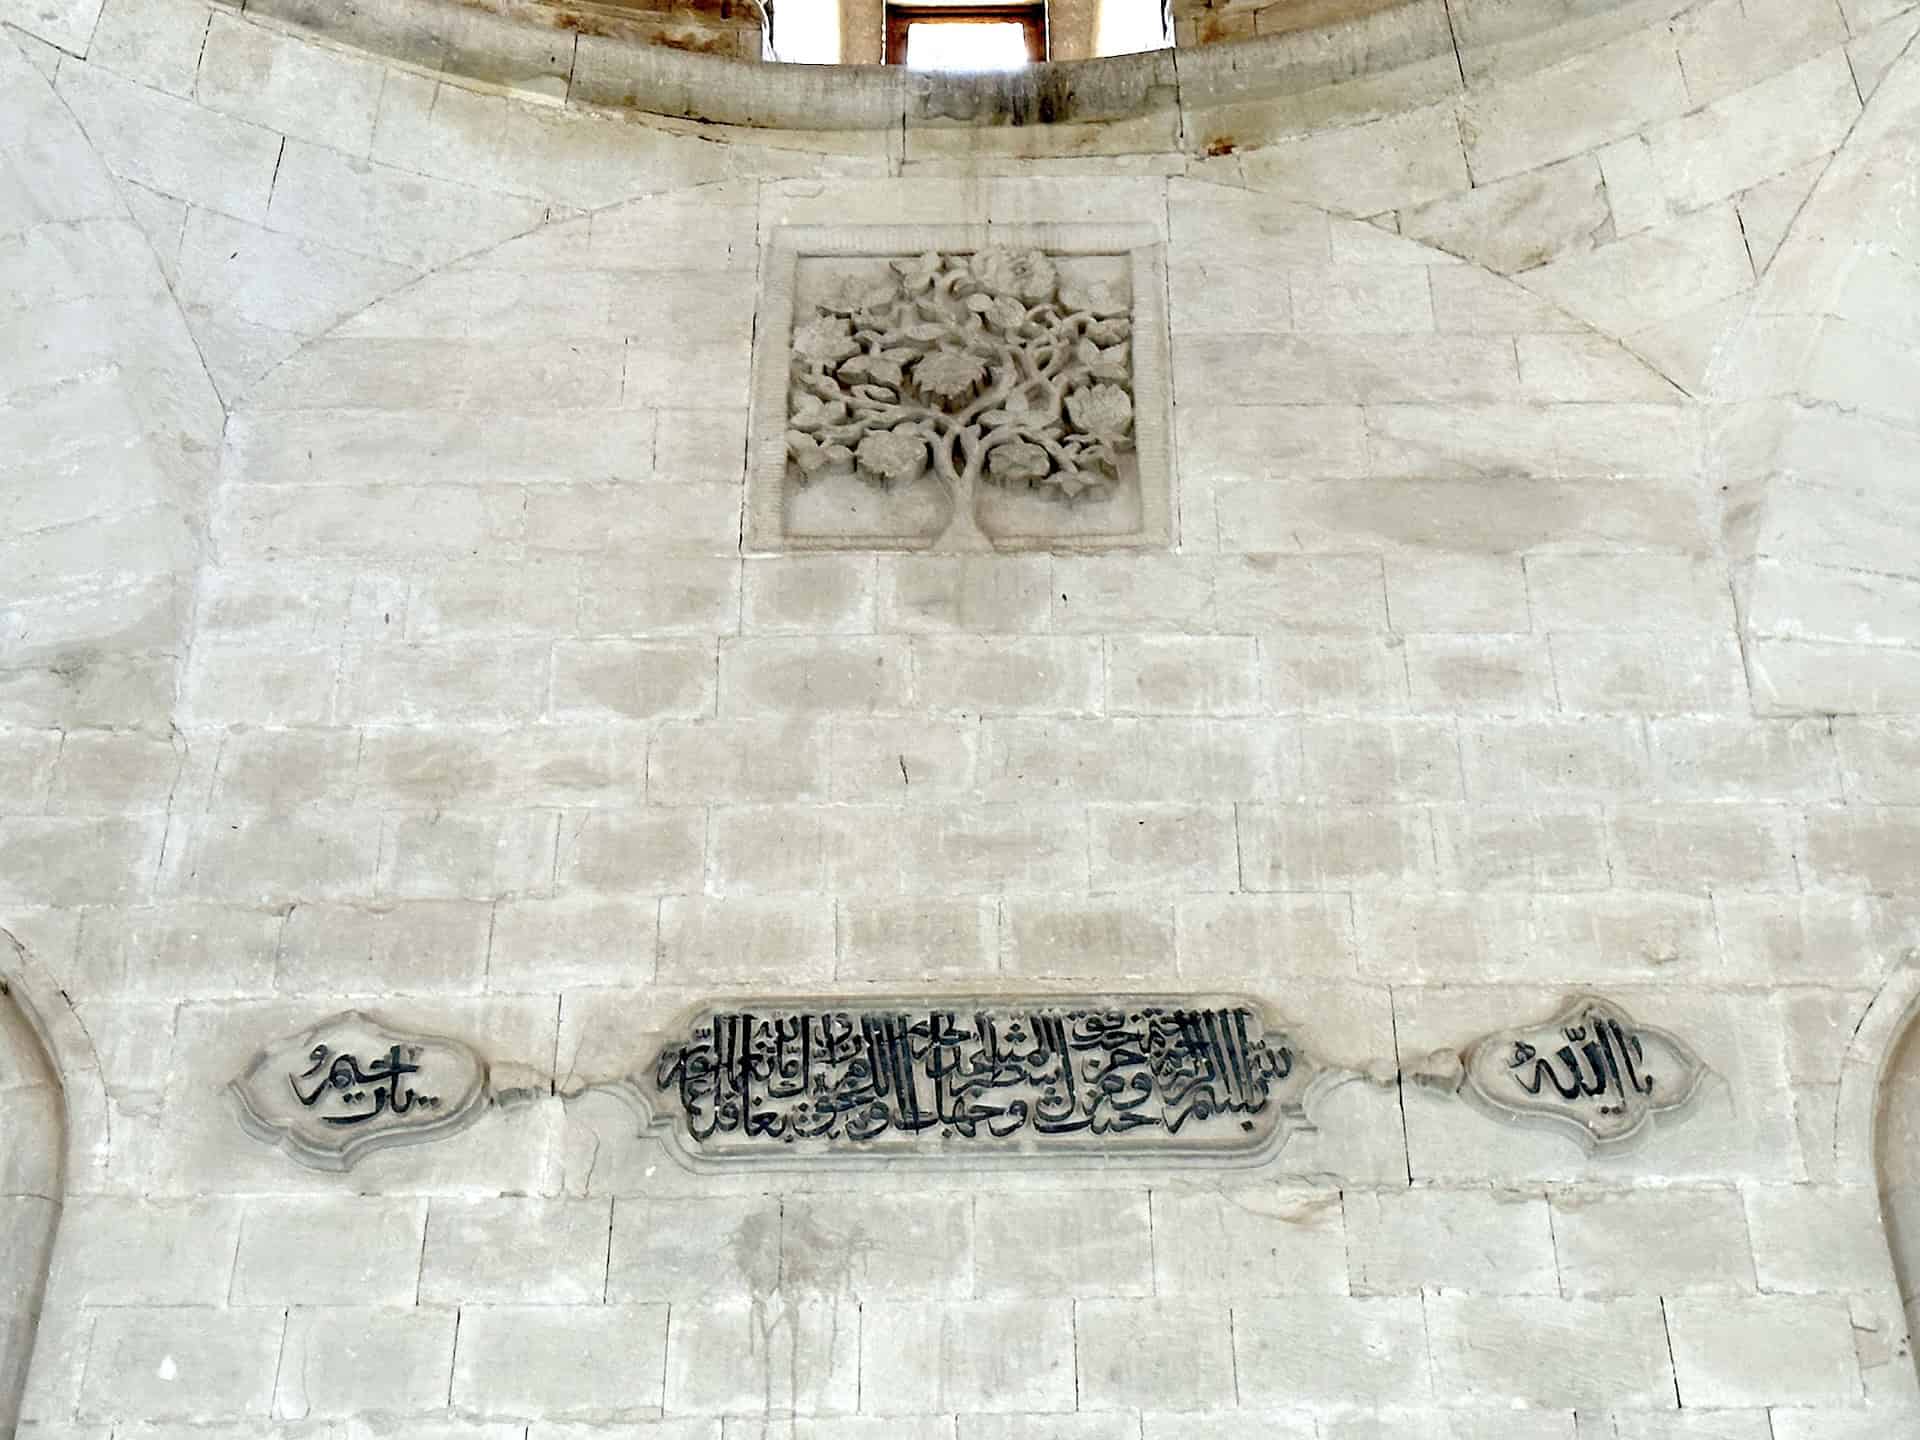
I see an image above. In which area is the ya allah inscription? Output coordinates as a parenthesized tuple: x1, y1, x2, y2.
(748, 224, 1172, 553)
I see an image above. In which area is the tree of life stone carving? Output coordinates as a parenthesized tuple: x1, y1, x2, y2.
(785, 247, 1136, 551)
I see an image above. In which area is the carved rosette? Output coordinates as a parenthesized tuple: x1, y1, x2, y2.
(606, 993, 1337, 1171)
(229, 1011, 489, 1171)
(749, 225, 1171, 553)
(1456, 995, 1707, 1152)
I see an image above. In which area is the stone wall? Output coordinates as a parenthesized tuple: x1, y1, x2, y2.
(4, 0, 1920, 1435)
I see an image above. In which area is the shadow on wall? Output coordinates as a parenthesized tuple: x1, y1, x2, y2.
(0, 968, 62, 1434)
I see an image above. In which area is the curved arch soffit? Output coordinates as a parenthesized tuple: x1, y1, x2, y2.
(0, 928, 110, 1201)
(1837, 956, 1920, 1186)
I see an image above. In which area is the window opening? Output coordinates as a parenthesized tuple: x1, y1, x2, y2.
(884, 1, 1047, 66)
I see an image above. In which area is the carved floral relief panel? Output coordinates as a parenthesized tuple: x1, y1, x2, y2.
(748, 224, 1172, 553)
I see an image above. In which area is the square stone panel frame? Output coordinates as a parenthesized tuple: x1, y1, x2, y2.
(746, 222, 1174, 553)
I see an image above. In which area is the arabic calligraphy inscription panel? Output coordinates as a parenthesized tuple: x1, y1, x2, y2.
(1459, 995, 1707, 1152)
(229, 1011, 490, 1171)
(630, 994, 1322, 1169)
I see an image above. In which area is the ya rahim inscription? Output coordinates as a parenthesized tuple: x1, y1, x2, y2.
(748, 225, 1171, 553)
(615, 996, 1325, 1169)
(230, 1011, 489, 1171)
(1449, 996, 1707, 1152)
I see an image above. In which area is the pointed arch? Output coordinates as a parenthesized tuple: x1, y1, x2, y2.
(0, 928, 107, 1432)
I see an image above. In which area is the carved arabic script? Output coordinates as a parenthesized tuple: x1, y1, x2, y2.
(1460, 995, 1706, 1151)
(291, 1042, 442, 1127)
(639, 996, 1320, 1165)
(231, 1011, 488, 1171)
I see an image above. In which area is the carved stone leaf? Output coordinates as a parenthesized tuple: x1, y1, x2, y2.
(840, 350, 909, 389)
(989, 440, 1052, 483)
(971, 247, 1058, 303)
(1060, 278, 1129, 318)
(965, 292, 1029, 331)
(790, 392, 849, 431)
(856, 426, 929, 485)
(789, 431, 854, 476)
(1075, 338, 1131, 383)
(1067, 383, 1133, 441)
(794, 314, 860, 367)
(822, 272, 902, 315)
(913, 349, 990, 407)
(891, 251, 943, 293)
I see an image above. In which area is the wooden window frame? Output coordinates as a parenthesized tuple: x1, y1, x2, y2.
(883, 1, 1048, 65)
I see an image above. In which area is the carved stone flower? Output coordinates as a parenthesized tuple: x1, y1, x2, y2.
(793, 314, 860, 368)
(891, 251, 944, 294)
(840, 347, 912, 390)
(1075, 337, 1131, 384)
(856, 425, 929, 486)
(971, 248, 1058, 303)
(913, 349, 990, 408)
(988, 440, 1052, 484)
(820, 272, 902, 317)
(1067, 383, 1133, 441)
(1059, 278, 1129, 318)
(789, 392, 849, 432)
(965, 292, 1030, 333)
(788, 431, 854, 477)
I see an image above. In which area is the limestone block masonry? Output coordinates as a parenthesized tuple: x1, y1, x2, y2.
(6, 0, 1920, 1434)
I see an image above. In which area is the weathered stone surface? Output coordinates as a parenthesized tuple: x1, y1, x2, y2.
(6, 5, 1919, 1435)
(751, 225, 1171, 554)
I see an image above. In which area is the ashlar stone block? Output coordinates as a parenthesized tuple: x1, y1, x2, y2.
(231, 1196, 427, 1305)
(276, 1305, 458, 1418)
(747, 226, 1171, 554)
(972, 1188, 1153, 1298)
(454, 1303, 669, 1420)
(1074, 1298, 1235, 1410)
(667, 1298, 858, 1416)
(1426, 1296, 1675, 1409)
(780, 1194, 972, 1301)
(1151, 1185, 1349, 1295)
(420, 1198, 612, 1304)
(80, 1307, 285, 1420)
(1345, 1187, 1557, 1295)
(858, 1300, 1073, 1415)
(1232, 1295, 1432, 1406)
(1665, 1295, 1861, 1407)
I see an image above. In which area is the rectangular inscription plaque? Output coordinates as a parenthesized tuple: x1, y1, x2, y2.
(619, 994, 1324, 1169)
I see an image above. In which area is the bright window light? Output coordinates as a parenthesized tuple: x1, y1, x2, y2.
(906, 20, 1031, 69)
(772, 0, 841, 63)
(1095, 0, 1167, 55)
